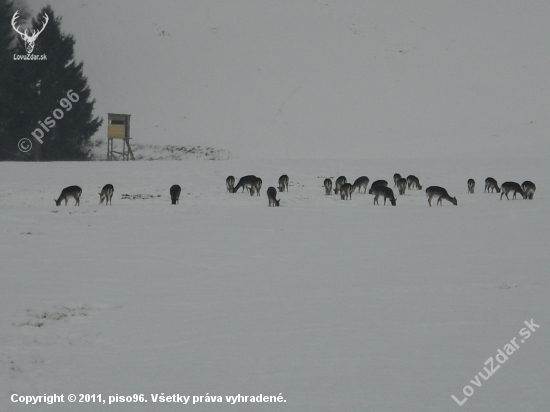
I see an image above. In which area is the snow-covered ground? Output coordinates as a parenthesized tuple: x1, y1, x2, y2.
(91, 141, 232, 161)
(6, 0, 550, 409)
(1, 158, 548, 411)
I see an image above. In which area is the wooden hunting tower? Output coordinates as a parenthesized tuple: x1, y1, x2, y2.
(107, 113, 135, 160)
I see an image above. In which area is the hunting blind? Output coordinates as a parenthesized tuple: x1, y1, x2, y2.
(107, 113, 135, 160)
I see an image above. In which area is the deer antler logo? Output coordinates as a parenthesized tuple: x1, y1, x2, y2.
(11, 11, 49, 55)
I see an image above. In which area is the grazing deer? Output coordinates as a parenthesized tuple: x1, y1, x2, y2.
(521, 181, 536, 200)
(12, 11, 49, 55)
(340, 183, 353, 200)
(351, 176, 369, 194)
(397, 178, 407, 195)
(99, 184, 114, 205)
(372, 186, 397, 206)
(484, 177, 500, 193)
(324, 178, 333, 195)
(334, 176, 347, 194)
(425, 186, 457, 206)
(170, 185, 181, 204)
(233, 175, 257, 193)
(226, 176, 235, 193)
(368, 180, 388, 194)
(407, 175, 422, 190)
(266, 187, 280, 207)
(278, 175, 289, 192)
(467, 179, 475, 194)
(55, 186, 82, 206)
(500, 182, 524, 200)
(393, 173, 401, 188)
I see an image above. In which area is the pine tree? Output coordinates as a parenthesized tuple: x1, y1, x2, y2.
(0, 0, 21, 160)
(9, 5, 102, 160)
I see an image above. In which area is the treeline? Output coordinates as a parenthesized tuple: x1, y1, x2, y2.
(0, 1, 101, 161)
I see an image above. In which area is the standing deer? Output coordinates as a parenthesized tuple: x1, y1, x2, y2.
(255, 177, 263, 193)
(396, 178, 407, 195)
(55, 186, 82, 206)
(393, 173, 401, 188)
(11, 11, 49, 55)
(170, 185, 181, 204)
(351, 176, 369, 194)
(521, 181, 536, 200)
(339, 183, 353, 200)
(372, 186, 397, 206)
(226, 176, 235, 193)
(249, 177, 262, 196)
(500, 182, 524, 200)
(278, 175, 289, 192)
(99, 184, 114, 205)
(266, 187, 280, 207)
(484, 177, 500, 193)
(425, 186, 457, 206)
(233, 175, 257, 193)
(334, 176, 347, 194)
(407, 175, 422, 190)
(368, 180, 388, 194)
(324, 178, 333, 195)
(467, 179, 475, 194)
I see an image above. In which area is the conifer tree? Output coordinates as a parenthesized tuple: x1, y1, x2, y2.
(0, 0, 21, 160)
(4, 5, 102, 160)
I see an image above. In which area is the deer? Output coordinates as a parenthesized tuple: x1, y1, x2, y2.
(521, 181, 536, 200)
(55, 186, 82, 206)
(278, 175, 289, 192)
(12, 11, 49, 55)
(368, 180, 388, 194)
(484, 177, 500, 193)
(250, 177, 263, 196)
(255, 177, 263, 193)
(500, 182, 524, 200)
(393, 173, 401, 188)
(266, 187, 280, 207)
(233, 175, 257, 193)
(170, 185, 181, 204)
(467, 179, 475, 194)
(99, 184, 114, 205)
(324, 178, 333, 195)
(226, 176, 235, 193)
(407, 175, 422, 190)
(334, 176, 347, 194)
(249, 178, 262, 197)
(250, 177, 262, 196)
(339, 183, 353, 200)
(351, 176, 369, 194)
(372, 186, 397, 206)
(396, 178, 407, 195)
(425, 186, 457, 206)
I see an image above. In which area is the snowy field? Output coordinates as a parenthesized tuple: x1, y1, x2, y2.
(6, 1, 550, 409)
(0, 158, 548, 411)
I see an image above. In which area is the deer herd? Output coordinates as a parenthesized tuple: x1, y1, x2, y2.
(54, 175, 536, 208)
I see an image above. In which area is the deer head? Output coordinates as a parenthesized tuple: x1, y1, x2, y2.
(12, 11, 49, 54)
